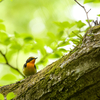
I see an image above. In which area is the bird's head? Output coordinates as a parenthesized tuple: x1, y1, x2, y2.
(26, 57, 37, 63)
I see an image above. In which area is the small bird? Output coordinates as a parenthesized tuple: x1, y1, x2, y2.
(23, 57, 37, 76)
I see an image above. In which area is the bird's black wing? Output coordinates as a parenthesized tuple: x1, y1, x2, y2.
(23, 63, 27, 68)
(34, 65, 36, 69)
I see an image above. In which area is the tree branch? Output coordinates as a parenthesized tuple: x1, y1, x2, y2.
(0, 25, 100, 100)
(74, 0, 91, 28)
(0, 50, 25, 78)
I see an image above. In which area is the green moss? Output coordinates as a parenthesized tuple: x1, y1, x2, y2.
(92, 25, 100, 33)
(54, 67, 61, 75)
(49, 90, 57, 98)
(40, 76, 49, 88)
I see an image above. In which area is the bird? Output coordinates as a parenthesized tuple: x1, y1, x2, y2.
(23, 57, 37, 76)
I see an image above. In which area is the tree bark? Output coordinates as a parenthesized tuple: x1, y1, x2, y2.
(0, 25, 100, 100)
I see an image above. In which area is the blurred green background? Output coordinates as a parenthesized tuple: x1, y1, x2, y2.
(0, 0, 100, 86)
(0, 0, 74, 34)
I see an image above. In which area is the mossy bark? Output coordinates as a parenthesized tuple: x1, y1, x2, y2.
(0, 25, 100, 100)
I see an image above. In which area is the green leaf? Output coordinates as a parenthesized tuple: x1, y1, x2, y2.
(35, 38, 46, 55)
(0, 24, 6, 31)
(97, 14, 100, 17)
(3, 37, 11, 46)
(47, 32, 56, 40)
(76, 20, 86, 28)
(57, 31, 64, 39)
(84, 0, 93, 3)
(49, 53, 60, 58)
(54, 21, 71, 28)
(0, 19, 3, 22)
(70, 39, 80, 45)
(59, 40, 70, 47)
(14, 32, 20, 38)
(58, 48, 69, 53)
(10, 42, 22, 50)
(85, 19, 93, 23)
(40, 48, 47, 55)
(0, 93, 4, 100)
(55, 48, 67, 56)
(37, 58, 48, 66)
(1, 74, 17, 81)
(24, 36, 33, 42)
(50, 42, 57, 49)
(6, 92, 16, 100)
(23, 44, 35, 53)
(10, 68, 21, 76)
(35, 38, 45, 47)
(6, 49, 17, 61)
(69, 30, 79, 38)
(71, 30, 83, 39)
(0, 32, 8, 43)
(84, 0, 100, 3)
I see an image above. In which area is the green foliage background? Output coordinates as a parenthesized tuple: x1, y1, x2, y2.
(0, 0, 100, 87)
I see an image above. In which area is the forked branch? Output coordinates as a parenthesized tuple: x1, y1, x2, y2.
(74, 0, 91, 28)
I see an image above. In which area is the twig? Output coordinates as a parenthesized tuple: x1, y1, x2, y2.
(93, 18, 100, 26)
(0, 50, 25, 78)
(74, 0, 91, 28)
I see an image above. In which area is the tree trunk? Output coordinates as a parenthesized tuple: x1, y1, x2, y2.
(0, 25, 100, 100)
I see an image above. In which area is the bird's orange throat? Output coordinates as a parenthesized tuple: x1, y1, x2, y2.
(30, 59, 35, 63)
(27, 62, 35, 68)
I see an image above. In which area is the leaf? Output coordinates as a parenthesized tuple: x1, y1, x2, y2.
(76, 20, 86, 28)
(0, 24, 6, 31)
(3, 37, 11, 46)
(84, 0, 100, 3)
(54, 21, 72, 28)
(0, 19, 3, 22)
(40, 48, 47, 55)
(55, 48, 67, 56)
(1, 74, 17, 81)
(97, 14, 100, 17)
(35, 38, 46, 55)
(58, 48, 69, 53)
(6, 49, 17, 61)
(72, 31, 83, 39)
(50, 42, 57, 49)
(85, 19, 93, 23)
(70, 39, 80, 45)
(6, 92, 16, 100)
(14, 32, 20, 38)
(0, 32, 8, 43)
(10, 68, 21, 76)
(49, 48, 67, 59)
(37, 58, 48, 66)
(0, 93, 4, 100)
(0, 79, 18, 86)
(49, 53, 60, 58)
(10, 42, 22, 50)
(24, 36, 33, 42)
(59, 40, 70, 47)
(57, 31, 64, 39)
(23, 44, 36, 53)
(69, 30, 79, 38)
(35, 38, 45, 47)
(47, 32, 56, 40)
